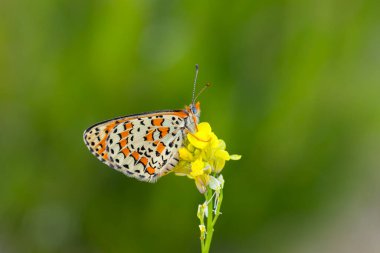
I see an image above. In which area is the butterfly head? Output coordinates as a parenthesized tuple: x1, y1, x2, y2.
(185, 101, 201, 133)
(190, 101, 201, 115)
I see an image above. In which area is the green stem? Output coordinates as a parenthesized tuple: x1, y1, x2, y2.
(200, 204, 205, 251)
(200, 181, 224, 252)
(201, 237, 205, 252)
(204, 188, 213, 252)
(212, 189, 223, 226)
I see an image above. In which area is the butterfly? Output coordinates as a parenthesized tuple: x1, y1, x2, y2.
(83, 65, 208, 183)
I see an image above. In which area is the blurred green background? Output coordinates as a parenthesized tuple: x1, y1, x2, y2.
(1, 0, 380, 252)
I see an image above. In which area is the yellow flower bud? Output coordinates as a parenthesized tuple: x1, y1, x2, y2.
(199, 224, 206, 240)
(229, 154, 242, 160)
(190, 158, 205, 177)
(215, 150, 230, 161)
(179, 147, 194, 161)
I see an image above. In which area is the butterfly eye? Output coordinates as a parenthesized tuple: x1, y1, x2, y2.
(191, 105, 197, 114)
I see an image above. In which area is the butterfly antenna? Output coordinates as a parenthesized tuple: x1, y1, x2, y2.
(194, 82, 211, 102)
(192, 64, 199, 106)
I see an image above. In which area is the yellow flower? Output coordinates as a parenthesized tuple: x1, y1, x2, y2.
(187, 122, 213, 149)
(173, 122, 241, 193)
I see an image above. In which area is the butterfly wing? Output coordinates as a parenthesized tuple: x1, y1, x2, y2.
(83, 110, 190, 182)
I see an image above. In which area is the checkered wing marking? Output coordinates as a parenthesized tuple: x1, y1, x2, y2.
(83, 111, 188, 182)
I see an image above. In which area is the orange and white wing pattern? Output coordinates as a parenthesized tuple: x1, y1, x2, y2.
(83, 110, 191, 182)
